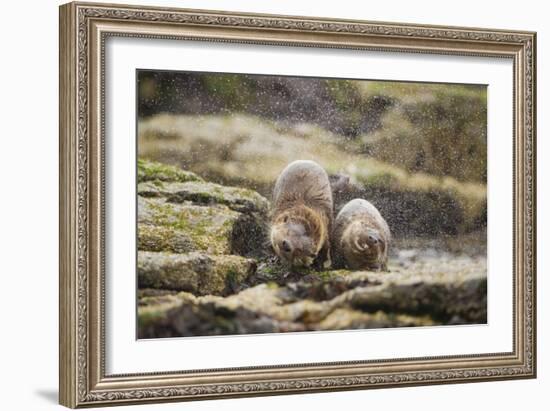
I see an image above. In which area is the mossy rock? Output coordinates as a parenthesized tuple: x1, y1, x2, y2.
(138, 180, 269, 215)
(342, 271, 487, 324)
(137, 246, 486, 337)
(138, 196, 267, 257)
(137, 251, 257, 296)
(318, 309, 436, 330)
(138, 158, 203, 183)
(138, 197, 241, 255)
(137, 224, 195, 254)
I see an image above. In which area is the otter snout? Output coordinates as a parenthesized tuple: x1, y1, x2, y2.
(276, 238, 295, 259)
(281, 239, 292, 254)
(355, 229, 382, 253)
(277, 238, 312, 264)
(271, 223, 317, 267)
(360, 232, 381, 248)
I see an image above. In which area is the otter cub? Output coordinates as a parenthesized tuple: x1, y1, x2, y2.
(333, 198, 391, 271)
(270, 160, 333, 268)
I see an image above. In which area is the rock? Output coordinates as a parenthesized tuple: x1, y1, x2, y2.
(330, 270, 487, 324)
(137, 249, 486, 337)
(137, 251, 257, 296)
(138, 195, 268, 257)
(138, 301, 304, 339)
(137, 158, 203, 183)
(318, 309, 436, 330)
(137, 289, 179, 307)
(136, 161, 269, 257)
(138, 197, 242, 255)
(328, 251, 487, 325)
(138, 180, 269, 215)
(138, 224, 195, 254)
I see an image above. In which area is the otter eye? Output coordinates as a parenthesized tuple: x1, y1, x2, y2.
(283, 216, 289, 223)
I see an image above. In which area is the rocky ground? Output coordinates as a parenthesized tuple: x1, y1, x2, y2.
(137, 159, 487, 339)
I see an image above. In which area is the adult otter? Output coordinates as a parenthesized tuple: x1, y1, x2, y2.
(333, 198, 390, 271)
(270, 160, 333, 268)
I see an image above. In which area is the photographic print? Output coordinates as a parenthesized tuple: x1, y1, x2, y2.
(136, 71, 488, 339)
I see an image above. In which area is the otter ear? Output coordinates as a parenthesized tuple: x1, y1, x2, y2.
(283, 216, 289, 223)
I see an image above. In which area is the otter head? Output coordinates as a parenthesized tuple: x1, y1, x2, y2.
(342, 221, 386, 270)
(270, 211, 319, 267)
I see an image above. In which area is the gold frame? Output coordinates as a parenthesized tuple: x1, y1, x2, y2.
(59, 1, 537, 408)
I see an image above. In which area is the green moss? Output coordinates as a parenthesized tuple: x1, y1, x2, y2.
(142, 199, 238, 254)
(359, 81, 486, 103)
(144, 180, 268, 214)
(138, 224, 195, 253)
(137, 158, 203, 183)
(200, 255, 256, 295)
(185, 190, 226, 205)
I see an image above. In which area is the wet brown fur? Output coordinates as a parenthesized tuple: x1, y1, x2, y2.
(333, 199, 391, 271)
(270, 160, 333, 268)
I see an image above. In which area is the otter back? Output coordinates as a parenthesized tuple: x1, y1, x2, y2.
(272, 160, 333, 219)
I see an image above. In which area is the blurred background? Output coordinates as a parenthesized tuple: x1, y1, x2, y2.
(137, 70, 487, 239)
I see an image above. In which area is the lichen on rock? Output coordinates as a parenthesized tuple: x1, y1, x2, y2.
(138, 158, 203, 183)
(136, 160, 269, 257)
(138, 251, 257, 296)
(138, 224, 195, 254)
(138, 180, 269, 215)
(138, 196, 242, 255)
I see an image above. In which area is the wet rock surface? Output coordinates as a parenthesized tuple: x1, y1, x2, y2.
(138, 251, 257, 296)
(136, 160, 487, 339)
(138, 248, 486, 338)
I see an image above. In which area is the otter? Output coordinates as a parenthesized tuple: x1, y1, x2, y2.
(333, 198, 391, 271)
(270, 160, 333, 268)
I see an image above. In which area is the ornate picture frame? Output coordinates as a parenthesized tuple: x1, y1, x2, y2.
(59, 1, 536, 408)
